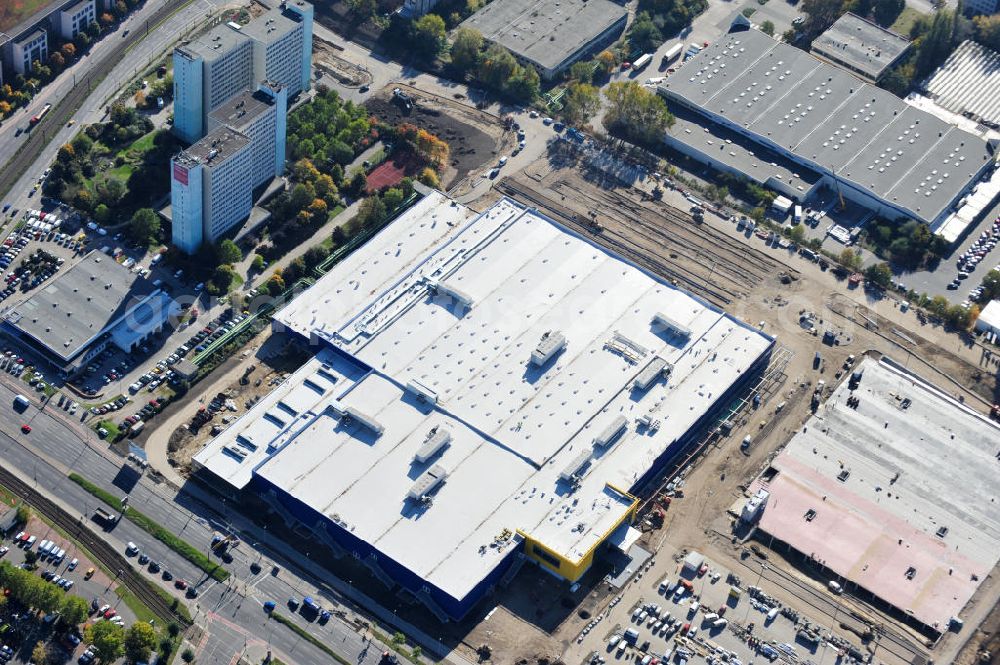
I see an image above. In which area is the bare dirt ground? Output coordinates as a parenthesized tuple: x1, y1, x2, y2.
(955, 595, 1000, 665)
(455, 152, 1000, 665)
(314, 39, 373, 88)
(365, 84, 507, 188)
(165, 340, 311, 473)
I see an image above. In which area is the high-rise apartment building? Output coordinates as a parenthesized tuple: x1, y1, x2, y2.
(172, 0, 312, 143)
(170, 128, 253, 254)
(171, 81, 287, 253)
(206, 82, 287, 190)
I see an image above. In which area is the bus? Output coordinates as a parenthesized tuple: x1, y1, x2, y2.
(632, 53, 653, 71)
(29, 103, 51, 126)
(662, 43, 684, 66)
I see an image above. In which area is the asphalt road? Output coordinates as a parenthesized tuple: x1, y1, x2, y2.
(0, 374, 411, 665)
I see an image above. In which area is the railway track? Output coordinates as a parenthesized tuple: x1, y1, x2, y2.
(0, 0, 193, 201)
(0, 462, 190, 626)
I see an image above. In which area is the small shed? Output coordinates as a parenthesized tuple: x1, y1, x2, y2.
(682, 550, 705, 575)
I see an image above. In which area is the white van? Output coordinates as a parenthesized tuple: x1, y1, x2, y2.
(766, 607, 780, 623)
(659, 577, 671, 594)
(703, 612, 719, 623)
(793, 205, 803, 223)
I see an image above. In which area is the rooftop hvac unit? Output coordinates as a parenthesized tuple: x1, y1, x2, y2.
(593, 415, 628, 448)
(415, 426, 451, 463)
(530, 331, 566, 366)
(407, 464, 448, 501)
(342, 406, 384, 435)
(427, 278, 474, 308)
(652, 312, 691, 338)
(405, 378, 438, 404)
(559, 450, 593, 482)
(222, 445, 247, 461)
(633, 357, 670, 391)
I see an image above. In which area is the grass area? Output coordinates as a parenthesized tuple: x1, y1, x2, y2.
(371, 629, 422, 664)
(124, 131, 158, 156)
(115, 587, 160, 626)
(890, 6, 925, 36)
(94, 420, 121, 440)
(115, 586, 187, 661)
(0, 0, 52, 33)
(269, 613, 352, 665)
(68, 473, 230, 582)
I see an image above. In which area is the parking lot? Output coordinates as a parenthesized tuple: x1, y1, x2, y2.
(587, 548, 870, 665)
(1, 515, 137, 664)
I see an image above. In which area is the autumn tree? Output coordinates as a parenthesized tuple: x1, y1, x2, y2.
(450, 28, 483, 71)
(561, 82, 601, 126)
(603, 81, 674, 146)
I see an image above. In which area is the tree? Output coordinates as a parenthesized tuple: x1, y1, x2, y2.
(124, 622, 157, 663)
(290, 183, 314, 211)
(94, 204, 111, 224)
(596, 50, 617, 74)
(864, 262, 893, 289)
(873, 0, 904, 27)
(128, 208, 160, 246)
(603, 81, 675, 146)
(15, 504, 30, 525)
(217, 239, 242, 264)
(974, 14, 1000, 51)
(0, 101, 11, 116)
(74, 190, 94, 212)
(86, 621, 125, 663)
(567, 61, 595, 84)
(801, 0, 846, 36)
(98, 179, 125, 207)
(478, 45, 518, 90)
(561, 82, 601, 126)
(57, 143, 75, 163)
(181, 648, 196, 663)
(251, 254, 266, 272)
(978, 269, 1000, 302)
(450, 28, 483, 71)
(72, 133, 93, 155)
(48, 51, 65, 70)
(347, 171, 367, 198)
(418, 167, 441, 188)
(760, 20, 775, 36)
(628, 12, 663, 52)
(914, 11, 955, 77)
(357, 196, 387, 227)
(346, 0, 377, 20)
(382, 187, 404, 212)
(839, 248, 863, 272)
(31, 643, 47, 665)
(411, 14, 448, 59)
(506, 64, 540, 103)
(60, 595, 89, 626)
(61, 42, 76, 59)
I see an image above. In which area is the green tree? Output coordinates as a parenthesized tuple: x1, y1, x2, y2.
(98, 178, 125, 207)
(568, 61, 595, 84)
(217, 239, 242, 265)
(411, 14, 448, 59)
(71, 133, 93, 155)
(358, 195, 387, 227)
(978, 269, 1000, 302)
(872, 0, 904, 27)
(801, 0, 846, 36)
(628, 12, 663, 52)
(760, 20, 775, 36)
(60, 595, 90, 626)
(347, 171, 368, 198)
(15, 503, 30, 525)
(124, 622, 157, 663)
(251, 254, 266, 272)
(602, 81, 675, 146)
(839, 248, 863, 272)
(450, 28, 483, 71)
(382, 187, 405, 211)
(346, 0, 377, 20)
(86, 621, 125, 663)
(864, 262, 893, 289)
(914, 11, 955, 77)
(57, 143, 75, 163)
(561, 82, 601, 126)
(128, 208, 160, 246)
(974, 14, 1000, 51)
(181, 648, 196, 663)
(478, 45, 518, 90)
(506, 64, 540, 102)
(290, 183, 313, 211)
(94, 203, 111, 224)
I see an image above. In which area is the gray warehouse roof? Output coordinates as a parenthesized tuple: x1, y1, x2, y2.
(659, 29, 995, 225)
(459, 0, 627, 74)
(811, 12, 910, 81)
(3, 251, 158, 362)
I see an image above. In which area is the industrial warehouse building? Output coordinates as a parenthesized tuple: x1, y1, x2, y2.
(194, 192, 775, 620)
(459, 0, 627, 80)
(658, 28, 1000, 242)
(0, 251, 173, 377)
(742, 356, 1000, 635)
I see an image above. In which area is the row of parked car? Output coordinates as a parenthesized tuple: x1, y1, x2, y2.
(125, 541, 199, 598)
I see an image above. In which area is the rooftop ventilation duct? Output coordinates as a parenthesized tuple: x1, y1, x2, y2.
(415, 426, 451, 463)
(530, 331, 566, 366)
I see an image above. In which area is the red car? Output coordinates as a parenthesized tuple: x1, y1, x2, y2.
(174, 579, 187, 590)
(20, 424, 30, 434)
(103, 609, 116, 619)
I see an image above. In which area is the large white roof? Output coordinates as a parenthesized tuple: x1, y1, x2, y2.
(196, 193, 774, 601)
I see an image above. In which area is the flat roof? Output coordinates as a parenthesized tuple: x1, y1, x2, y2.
(753, 357, 1000, 630)
(659, 29, 995, 225)
(811, 12, 910, 80)
(207, 87, 275, 130)
(665, 103, 820, 196)
(925, 40, 1000, 129)
(239, 5, 302, 46)
(196, 193, 773, 602)
(977, 299, 1000, 331)
(177, 23, 249, 62)
(459, 0, 627, 73)
(175, 127, 250, 168)
(2, 251, 159, 362)
(61, 0, 93, 16)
